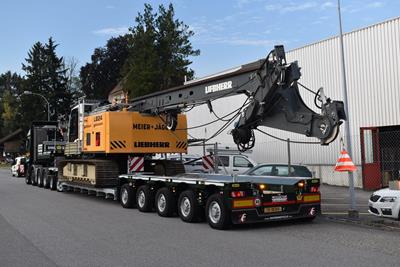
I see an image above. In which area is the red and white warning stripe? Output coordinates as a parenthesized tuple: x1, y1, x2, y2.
(128, 156, 144, 173)
(202, 155, 214, 171)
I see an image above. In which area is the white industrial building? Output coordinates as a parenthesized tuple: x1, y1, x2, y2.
(187, 17, 400, 189)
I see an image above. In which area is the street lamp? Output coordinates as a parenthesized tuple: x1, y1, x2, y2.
(21, 91, 51, 121)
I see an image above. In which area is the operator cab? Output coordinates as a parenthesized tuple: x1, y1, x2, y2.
(67, 99, 101, 143)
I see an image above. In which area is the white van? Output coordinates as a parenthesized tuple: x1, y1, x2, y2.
(214, 154, 257, 175)
(169, 153, 257, 175)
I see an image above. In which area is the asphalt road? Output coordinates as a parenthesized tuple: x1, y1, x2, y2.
(1, 168, 399, 267)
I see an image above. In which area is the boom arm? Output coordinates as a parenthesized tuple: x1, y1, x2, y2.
(129, 45, 346, 151)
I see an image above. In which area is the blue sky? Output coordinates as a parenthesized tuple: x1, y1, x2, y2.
(1, 0, 399, 78)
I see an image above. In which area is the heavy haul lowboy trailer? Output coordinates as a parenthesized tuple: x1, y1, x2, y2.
(57, 173, 321, 229)
(25, 45, 337, 230)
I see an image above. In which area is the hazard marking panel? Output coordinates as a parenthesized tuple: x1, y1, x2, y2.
(202, 155, 214, 171)
(128, 156, 144, 173)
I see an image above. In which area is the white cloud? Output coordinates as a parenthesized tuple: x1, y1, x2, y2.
(93, 27, 129, 36)
(266, 1, 336, 13)
(284, 2, 318, 12)
(367, 1, 384, 8)
(106, 5, 115, 9)
(265, 2, 320, 13)
(321, 1, 335, 9)
(265, 4, 281, 11)
(235, 0, 263, 8)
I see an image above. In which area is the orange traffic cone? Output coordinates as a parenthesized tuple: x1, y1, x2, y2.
(335, 149, 357, 172)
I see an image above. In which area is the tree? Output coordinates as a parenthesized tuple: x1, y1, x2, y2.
(122, 4, 159, 97)
(65, 57, 84, 100)
(156, 3, 199, 90)
(122, 3, 199, 98)
(0, 71, 24, 136)
(21, 41, 50, 126)
(1, 90, 18, 133)
(21, 38, 72, 128)
(43, 38, 71, 121)
(80, 34, 130, 99)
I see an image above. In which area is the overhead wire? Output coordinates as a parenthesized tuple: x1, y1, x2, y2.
(188, 96, 251, 145)
(255, 128, 320, 144)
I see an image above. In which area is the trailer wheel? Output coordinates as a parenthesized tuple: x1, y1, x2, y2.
(120, 184, 136, 208)
(49, 175, 57, 190)
(155, 187, 176, 217)
(206, 194, 231, 230)
(178, 190, 202, 223)
(43, 170, 50, 189)
(56, 181, 64, 192)
(31, 167, 37, 186)
(25, 173, 31, 185)
(37, 168, 44, 187)
(136, 185, 154, 212)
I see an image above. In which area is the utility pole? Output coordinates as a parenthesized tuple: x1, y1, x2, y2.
(287, 138, 291, 176)
(337, 0, 358, 218)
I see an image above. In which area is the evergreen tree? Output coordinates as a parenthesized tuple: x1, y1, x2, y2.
(43, 37, 71, 121)
(156, 3, 199, 90)
(21, 41, 50, 126)
(123, 4, 159, 97)
(21, 38, 72, 129)
(80, 34, 130, 99)
(122, 3, 199, 98)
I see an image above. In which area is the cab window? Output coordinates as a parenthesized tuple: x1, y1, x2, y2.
(234, 156, 253, 168)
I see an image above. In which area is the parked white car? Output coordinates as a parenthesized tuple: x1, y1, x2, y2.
(368, 188, 400, 219)
(11, 156, 26, 177)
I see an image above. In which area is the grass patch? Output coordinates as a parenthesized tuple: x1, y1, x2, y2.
(0, 163, 11, 169)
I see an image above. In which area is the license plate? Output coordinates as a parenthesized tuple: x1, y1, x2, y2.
(264, 207, 282, 213)
(272, 195, 287, 202)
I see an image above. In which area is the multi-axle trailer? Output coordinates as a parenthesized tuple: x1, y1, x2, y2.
(57, 173, 321, 229)
(25, 45, 335, 229)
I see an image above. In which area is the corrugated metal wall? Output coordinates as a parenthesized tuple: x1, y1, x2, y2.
(187, 17, 400, 187)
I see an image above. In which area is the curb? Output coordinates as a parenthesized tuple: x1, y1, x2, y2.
(320, 215, 400, 232)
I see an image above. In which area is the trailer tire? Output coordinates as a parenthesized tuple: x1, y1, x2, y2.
(178, 190, 202, 223)
(136, 185, 154, 212)
(49, 175, 57, 190)
(25, 174, 31, 185)
(43, 170, 50, 189)
(155, 187, 176, 217)
(31, 167, 37, 186)
(120, 184, 136, 208)
(37, 168, 43, 187)
(206, 194, 231, 230)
